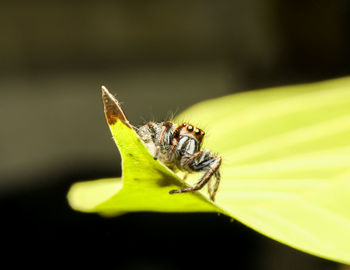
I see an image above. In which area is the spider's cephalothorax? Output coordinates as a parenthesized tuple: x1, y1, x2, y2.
(137, 121, 221, 201)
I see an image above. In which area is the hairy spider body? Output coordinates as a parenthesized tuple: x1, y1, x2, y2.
(137, 121, 221, 201)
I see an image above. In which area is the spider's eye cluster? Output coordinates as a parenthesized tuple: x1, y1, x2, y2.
(181, 123, 205, 137)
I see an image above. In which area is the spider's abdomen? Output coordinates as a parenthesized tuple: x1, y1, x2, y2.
(137, 121, 175, 161)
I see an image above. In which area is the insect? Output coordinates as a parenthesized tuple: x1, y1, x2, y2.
(137, 121, 222, 201)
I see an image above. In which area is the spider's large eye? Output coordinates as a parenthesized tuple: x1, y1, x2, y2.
(187, 125, 193, 132)
(194, 128, 201, 135)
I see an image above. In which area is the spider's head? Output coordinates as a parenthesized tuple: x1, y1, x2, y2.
(178, 123, 205, 144)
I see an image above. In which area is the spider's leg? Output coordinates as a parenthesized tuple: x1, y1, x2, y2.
(154, 121, 173, 160)
(169, 156, 221, 201)
(167, 139, 178, 160)
(167, 124, 185, 160)
(182, 151, 203, 166)
(210, 171, 221, 201)
(207, 178, 213, 198)
(179, 150, 203, 183)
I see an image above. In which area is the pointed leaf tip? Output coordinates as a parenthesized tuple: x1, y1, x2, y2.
(101, 86, 131, 127)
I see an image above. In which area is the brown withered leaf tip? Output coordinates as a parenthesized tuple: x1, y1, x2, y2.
(101, 86, 132, 128)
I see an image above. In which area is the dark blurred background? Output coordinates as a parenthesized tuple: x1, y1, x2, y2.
(1, 0, 350, 269)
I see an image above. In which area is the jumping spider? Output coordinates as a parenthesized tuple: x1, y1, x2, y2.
(137, 121, 221, 201)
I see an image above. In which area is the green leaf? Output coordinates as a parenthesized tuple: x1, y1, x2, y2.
(67, 86, 219, 217)
(68, 177, 123, 214)
(68, 78, 350, 264)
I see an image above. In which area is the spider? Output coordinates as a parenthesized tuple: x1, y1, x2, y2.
(137, 121, 222, 201)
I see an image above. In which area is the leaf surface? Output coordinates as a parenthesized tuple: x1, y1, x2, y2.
(68, 78, 350, 264)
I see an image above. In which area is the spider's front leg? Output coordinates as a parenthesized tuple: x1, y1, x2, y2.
(169, 153, 222, 201)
